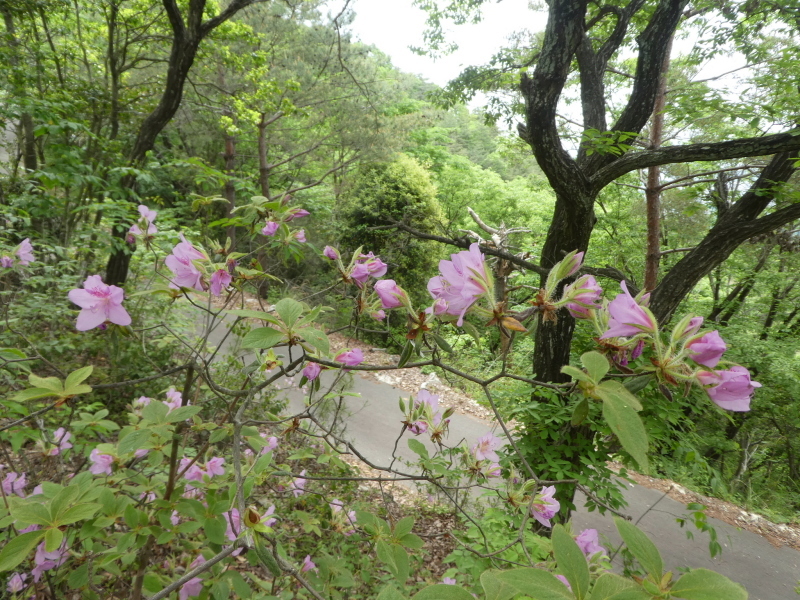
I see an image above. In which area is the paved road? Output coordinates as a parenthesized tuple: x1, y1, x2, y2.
(282, 371, 800, 600)
(208, 315, 800, 600)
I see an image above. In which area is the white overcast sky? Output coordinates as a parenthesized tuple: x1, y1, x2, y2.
(344, 0, 544, 87)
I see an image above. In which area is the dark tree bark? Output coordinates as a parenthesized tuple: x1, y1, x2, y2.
(104, 0, 262, 286)
(512, 0, 800, 508)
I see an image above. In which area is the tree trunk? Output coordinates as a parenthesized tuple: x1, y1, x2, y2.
(105, 0, 258, 285)
(644, 35, 672, 291)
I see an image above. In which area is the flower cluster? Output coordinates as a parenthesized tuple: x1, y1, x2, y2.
(260, 200, 310, 245)
(127, 204, 158, 243)
(427, 243, 494, 326)
(1, 238, 34, 269)
(401, 389, 452, 442)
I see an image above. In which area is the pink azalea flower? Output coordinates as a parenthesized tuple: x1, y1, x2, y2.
(49, 427, 73, 456)
(262, 434, 279, 454)
(166, 234, 206, 291)
(290, 470, 307, 497)
(209, 269, 232, 297)
(293, 229, 306, 243)
(32, 541, 68, 581)
(7, 572, 27, 593)
(303, 362, 322, 381)
(427, 243, 492, 326)
(68, 275, 132, 331)
(442, 577, 456, 585)
(600, 281, 657, 339)
(472, 432, 502, 463)
(2, 472, 26, 496)
(286, 208, 310, 221)
(408, 421, 428, 435)
(697, 366, 760, 412)
(556, 574, 572, 591)
(133, 396, 152, 412)
(261, 221, 279, 236)
(171, 510, 181, 526)
(89, 449, 114, 476)
(374, 279, 408, 309)
(1, 256, 13, 268)
(301, 555, 316, 572)
(575, 528, 605, 557)
(164, 387, 183, 412)
(483, 463, 502, 478)
(370, 309, 386, 321)
(179, 576, 203, 600)
(323, 246, 340, 260)
(530, 485, 560, 528)
(262, 504, 277, 527)
(350, 262, 370, 285)
(129, 205, 158, 238)
(359, 252, 388, 278)
(684, 316, 704, 337)
(15, 238, 34, 265)
(335, 348, 364, 367)
(205, 457, 225, 477)
(180, 458, 206, 482)
(564, 275, 603, 319)
(686, 330, 727, 368)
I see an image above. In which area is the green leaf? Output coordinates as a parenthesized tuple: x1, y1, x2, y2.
(241, 327, 285, 349)
(44, 526, 63, 552)
(64, 366, 93, 390)
(561, 365, 592, 383)
(587, 573, 650, 600)
(598, 386, 649, 472)
(28, 373, 64, 392)
(393, 516, 414, 538)
(461, 321, 482, 345)
(252, 536, 281, 577)
(50, 485, 83, 519)
(58, 503, 101, 525)
(300, 327, 330, 355)
(141, 401, 169, 423)
(10, 502, 52, 526)
(376, 585, 408, 600)
(376, 541, 409, 583)
(413, 584, 474, 599)
(12, 387, 59, 402)
(67, 562, 90, 589)
(397, 340, 414, 368)
(431, 333, 453, 354)
(552, 524, 589, 599)
(598, 380, 642, 411)
(0, 530, 45, 572)
(203, 515, 227, 545)
(407, 438, 429, 459)
(488, 568, 574, 600)
(119, 429, 151, 456)
(622, 375, 653, 395)
(225, 309, 280, 325)
(670, 568, 747, 600)
(581, 351, 609, 382)
(165, 406, 202, 423)
(479, 570, 519, 600)
(614, 518, 663, 580)
(275, 298, 304, 328)
(398, 533, 424, 550)
(571, 398, 590, 426)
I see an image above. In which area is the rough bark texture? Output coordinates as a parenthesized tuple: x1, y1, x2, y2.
(513, 0, 800, 510)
